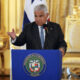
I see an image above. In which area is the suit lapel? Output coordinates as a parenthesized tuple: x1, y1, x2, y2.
(32, 23, 42, 49)
(44, 22, 54, 49)
(44, 29, 49, 49)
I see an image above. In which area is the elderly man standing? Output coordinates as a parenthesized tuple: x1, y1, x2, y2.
(8, 4, 67, 56)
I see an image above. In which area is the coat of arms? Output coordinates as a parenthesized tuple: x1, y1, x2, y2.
(23, 53, 46, 77)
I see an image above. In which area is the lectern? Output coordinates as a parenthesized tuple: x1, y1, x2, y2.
(11, 50, 62, 80)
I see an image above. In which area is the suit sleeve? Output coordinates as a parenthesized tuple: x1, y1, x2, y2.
(12, 24, 27, 46)
(57, 24, 67, 52)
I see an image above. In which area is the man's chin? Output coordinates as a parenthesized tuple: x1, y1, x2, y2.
(35, 22, 43, 26)
(37, 24, 43, 26)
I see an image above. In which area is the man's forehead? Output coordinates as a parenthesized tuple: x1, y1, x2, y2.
(34, 11, 46, 16)
(34, 10, 45, 14)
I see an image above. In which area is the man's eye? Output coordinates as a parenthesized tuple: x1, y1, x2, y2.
(40, 15, 43, 17)
(35, 15, 37, 17)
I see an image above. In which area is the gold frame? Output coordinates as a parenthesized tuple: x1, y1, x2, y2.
(65, 17, 80, 52)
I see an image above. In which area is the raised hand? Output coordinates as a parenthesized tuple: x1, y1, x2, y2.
(7, 29, 16, 40)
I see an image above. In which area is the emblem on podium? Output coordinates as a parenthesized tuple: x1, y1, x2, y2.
(23, 53, 46, 77)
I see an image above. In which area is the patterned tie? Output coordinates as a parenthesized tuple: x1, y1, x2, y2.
(40, 26, 44, 48)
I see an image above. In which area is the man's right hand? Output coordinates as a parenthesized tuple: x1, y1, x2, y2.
(7, 29, 16, 40)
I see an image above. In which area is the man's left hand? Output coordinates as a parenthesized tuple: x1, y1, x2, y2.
(59, 48, 65, 57)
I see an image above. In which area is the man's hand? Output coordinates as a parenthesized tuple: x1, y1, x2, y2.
(59, 48, 65, 56)
(7, 29, 16, 40)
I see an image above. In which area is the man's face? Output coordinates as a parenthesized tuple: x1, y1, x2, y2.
(34, 10, 48, 26)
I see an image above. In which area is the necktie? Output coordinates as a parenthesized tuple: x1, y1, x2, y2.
(40, 26, 44, 48)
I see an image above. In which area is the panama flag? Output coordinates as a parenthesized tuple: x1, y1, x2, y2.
(23, 0, 48, 28)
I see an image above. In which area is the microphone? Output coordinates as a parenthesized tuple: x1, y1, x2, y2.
(43, 24, 48, 28)
(43, 24, 48, 32)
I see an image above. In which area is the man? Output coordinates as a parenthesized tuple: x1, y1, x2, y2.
(8, 4, 67, 56)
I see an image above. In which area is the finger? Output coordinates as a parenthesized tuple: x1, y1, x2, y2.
(7, 32, 10, 35)
(7, 32, 12, 37)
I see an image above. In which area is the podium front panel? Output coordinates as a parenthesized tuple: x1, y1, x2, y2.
(11, 50, 62, 80)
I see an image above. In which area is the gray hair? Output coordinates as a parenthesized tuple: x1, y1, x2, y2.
(34, 4, 48, 14)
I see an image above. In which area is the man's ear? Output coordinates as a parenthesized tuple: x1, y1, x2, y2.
(46, 13, 49, 20)
(46, 13, 49, 17)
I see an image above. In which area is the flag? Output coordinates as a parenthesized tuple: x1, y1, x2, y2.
(23, 0, 48, 28)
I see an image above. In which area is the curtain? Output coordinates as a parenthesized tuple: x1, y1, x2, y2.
(0, 0, 80, 34)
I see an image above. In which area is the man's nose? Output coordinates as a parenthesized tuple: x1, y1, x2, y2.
(36, 17, 40, 21)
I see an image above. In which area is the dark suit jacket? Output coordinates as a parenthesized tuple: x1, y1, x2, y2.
(13, 21, 67, 51)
